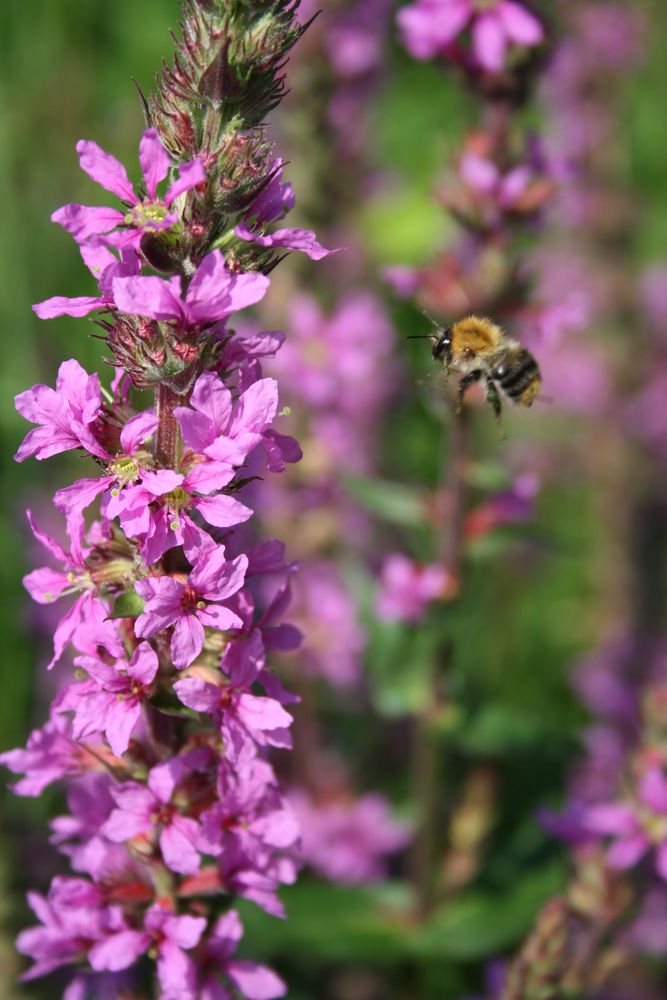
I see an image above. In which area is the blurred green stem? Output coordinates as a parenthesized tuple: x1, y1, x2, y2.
(411, 409, 468, 919)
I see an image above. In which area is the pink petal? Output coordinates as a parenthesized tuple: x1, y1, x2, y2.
(194, 494, 253, 528)
(160, 819, 201, 875)
(76, 139, 137, 203)
(52, 203, 125, 240)
(139, 128, 170, 199)
(166, 157, 206, 204)
(229, 378, 279, 436)
(584, 803, 638, 836)
(104, 699, 141, 757)
(226, 961, 287, 999)
(397, 1, 471, 59)
(197, 604, 244, 632)
(472, 11, 507, 72)
(499, 1, 544, 45)
(640, 768, 667, 815)
(460, 152, 499, 194)
(33, 295, 106, 319)
(164, 911, 208, 950)
(23, 567, 70, 604)
(607, 834, 649, 870)
(127, 642, 159, 685)
(171, 614, 205, 668)
(173, 678, 222, 714)
(88, 930, 150, 972)
(112, 274, 183, 322)
(119, 410, 158, 454)
(236, 693, 293, 733)
(190, 549, 248, 600)
(183, 461, 235, 495)
(191, 371, 233, 431)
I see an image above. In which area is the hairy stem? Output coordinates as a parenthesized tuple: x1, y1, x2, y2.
(156, 384, 181, 469)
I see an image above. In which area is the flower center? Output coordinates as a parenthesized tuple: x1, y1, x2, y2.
(164, 487, 192, 531)
(128, 201, 170, 230)
(180, 584, 204, 614)
(110, 456, 141, 485)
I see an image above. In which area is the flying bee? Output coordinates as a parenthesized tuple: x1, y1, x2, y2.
(409, 314, 542, 424)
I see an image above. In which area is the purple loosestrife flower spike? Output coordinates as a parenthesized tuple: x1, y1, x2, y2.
(5, 1, 329, 995)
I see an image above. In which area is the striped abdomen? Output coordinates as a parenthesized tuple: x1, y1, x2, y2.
(490, 347, 541, 407)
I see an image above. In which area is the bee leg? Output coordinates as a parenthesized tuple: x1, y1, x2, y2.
(455, 370, 483, 415)
(485, 377, 506, 436)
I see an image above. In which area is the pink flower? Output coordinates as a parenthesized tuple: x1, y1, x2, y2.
(376, 553, 453, 623)
(135, 548, 247, 668)
(14, 360, 109, 463)
(198, 759, 299, 863)
(1, 713, 85, 797)
(176, 371, 300, 473)
(22, 511, 109, 670)
(174, 632, 293, 760)
(102, 750, 212, 875)
(112, 249, 269, 330)
(197, 910, 286, 999)
(70, 643, 159, 756)
(291, 792, 409, 885)
(236, 161, 336, 262)
(106, 464, 252, 565)
(52, 408, 158, 543)
(53, 129, 205, 249)
(16, 877, 133, 982)
(397, 0, 544, 73)
(585, 768, 667, 879)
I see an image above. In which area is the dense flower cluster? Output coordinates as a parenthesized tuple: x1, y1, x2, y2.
(1, 1, 336, 996)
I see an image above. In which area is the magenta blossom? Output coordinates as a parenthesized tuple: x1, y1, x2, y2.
(53, 128, 205, 249)
(197, 910, 286, 999)
(291, 791, 409, 885)
(16, 878, 135, 982)
(112, 249, 269, 331)
(86, 904, 207, 995)
(236, 161, 336, 261)
(585, 767, 667, 879)
(102, 750, 212, 875)
(176, 371, 300, 473)
(376, 553, 453, 623)
(135, 547, 247, 668)
(174, 632, 293, 761)
(105, 464, 253, 565)
(22, 511, 111, 670)
(0, 712, 88, 798)
(198, 758, 299, 863)
(70, 643, 159, 757)
(397, 0, 544, 73)
(14, 360, 109, 463)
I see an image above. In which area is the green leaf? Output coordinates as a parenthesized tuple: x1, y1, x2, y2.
(343, 473, 426, 527)
(106, 590, 145, 620)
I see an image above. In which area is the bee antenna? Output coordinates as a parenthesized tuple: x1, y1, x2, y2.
(421, 309, 444, 329)
(406, 334, 434, 341)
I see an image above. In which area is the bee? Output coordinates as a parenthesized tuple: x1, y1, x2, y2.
(410, 314, 541, 423)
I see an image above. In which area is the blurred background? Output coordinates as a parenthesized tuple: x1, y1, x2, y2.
(2, 0, 667, 997)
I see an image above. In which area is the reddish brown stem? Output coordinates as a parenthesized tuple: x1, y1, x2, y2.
(156, 383, 181, 469)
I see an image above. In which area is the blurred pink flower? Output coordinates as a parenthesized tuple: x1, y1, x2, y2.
(377, 554, 453, 624)
(397, 0, 544, 72)
(291, 791, 409, 885)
